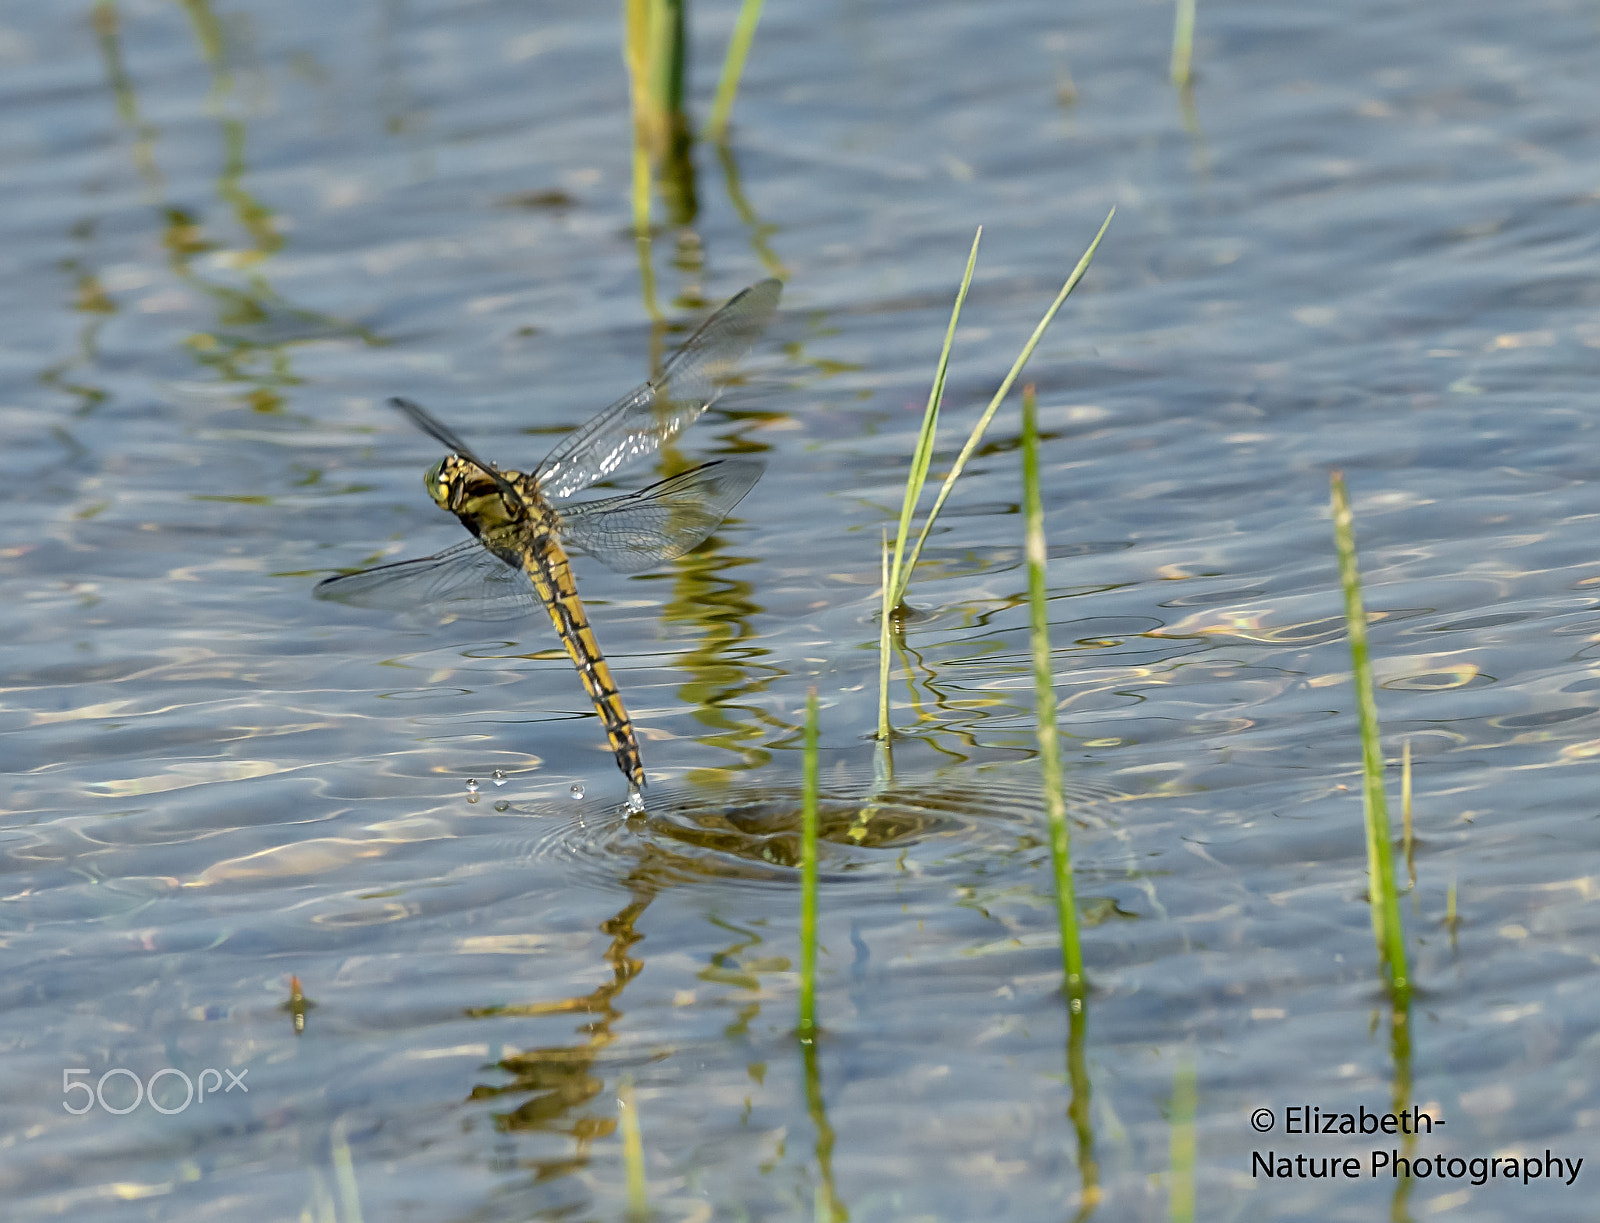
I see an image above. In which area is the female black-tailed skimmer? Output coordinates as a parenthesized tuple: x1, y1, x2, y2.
(316, 279, 781, 796)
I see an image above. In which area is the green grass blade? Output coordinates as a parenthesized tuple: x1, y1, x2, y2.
(1330, 470, 1409, 994)
(622, 0, 662, 320)
(1402, 737, 1415, 890)
(886, 228, 981, 610)
(1170, 0, 1196, 89)
(1023, 385, 1084, 996)
(618, 1074, 649, 1220)
(876, 527, 894, 741)
(901, 208, 1114, 593)
(707, 0, 767, 142)
(799, 688, 820, 1041)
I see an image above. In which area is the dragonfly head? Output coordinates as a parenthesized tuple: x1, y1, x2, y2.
(426, 455, 523, 526)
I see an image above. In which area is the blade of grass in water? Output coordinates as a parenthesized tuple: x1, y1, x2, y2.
(621, 0, 691, 319)
(1170, 0, 1196, 88)
(884, 228, 982, 616)
(1023, 384, 1084, 997)
(799, 688, 820, 1042)
(1168, 1058, 1196, 1223)
(876, 528, 895, 744)
(875, 231, 978, 742)
(623, 0, 660, 319)
(707, 0, 766, 142)
(1330, 470, 1409, 994)
(618, 1074, 649, 1221)
(896, 209, 1115, 601)
(1401, 737, 1416, 890)
(875, 213, 1112, 741)
(873, 530, 895, 782)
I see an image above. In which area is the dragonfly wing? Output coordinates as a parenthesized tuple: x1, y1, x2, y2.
(314, 538, 539, 622)
(388, 397, 526, 507)
(534, 279, 781, 500)
(558, 459, 765, 574)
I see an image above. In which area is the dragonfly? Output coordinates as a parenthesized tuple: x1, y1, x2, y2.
(316, 279, 782, 795)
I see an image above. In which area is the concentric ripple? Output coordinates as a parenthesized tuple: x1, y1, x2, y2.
(475, 768, 1136, 893)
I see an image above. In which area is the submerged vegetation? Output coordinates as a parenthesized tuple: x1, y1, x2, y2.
(617, 1074, 650, 1220)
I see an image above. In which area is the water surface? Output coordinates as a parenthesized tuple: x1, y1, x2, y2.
(5, 0, 1600, 1218)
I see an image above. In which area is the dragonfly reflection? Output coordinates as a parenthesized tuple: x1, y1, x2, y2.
(317, 280, 781, 795)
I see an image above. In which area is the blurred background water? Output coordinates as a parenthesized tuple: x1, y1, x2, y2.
(5, 0, 1600, 1218)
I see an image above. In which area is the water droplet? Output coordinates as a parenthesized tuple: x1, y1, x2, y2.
(626, 789, 645, 815)
(493, 800, 510, 812)
(466, 793, 479, 804)
(465, 779, 479, 793)
(491, 769, 507, 787)
(569, 783, 585, 801)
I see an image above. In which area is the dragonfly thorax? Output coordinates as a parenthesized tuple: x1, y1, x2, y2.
(425, 455, 528, 527)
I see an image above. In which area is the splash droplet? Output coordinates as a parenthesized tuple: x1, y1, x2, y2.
(626, 789, 646, 815)
(493, 800, 509, 812)
(491, 769, 507, 787)
(465, 779, 479, 794)
(569, 783, 585, 801)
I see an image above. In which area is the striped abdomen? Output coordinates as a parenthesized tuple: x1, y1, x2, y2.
(520, 531, 645, 791)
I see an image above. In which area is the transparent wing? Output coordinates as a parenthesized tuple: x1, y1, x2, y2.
(534, 279, 781, 500)
(558, 459, 765, 574)
(314, 538, 539, 622)
(388, 396, 526, 507)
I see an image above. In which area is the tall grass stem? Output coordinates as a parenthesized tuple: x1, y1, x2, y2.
(707, 0, 766, 141)
(1402, 737, 1415, 889)
(1170, 0, 1196, 88)
(876, 529, 895, 742)
(1023, 384, 1084, 996)
(799, 688, 820, 1041)
(1329, 470, 1409, 993)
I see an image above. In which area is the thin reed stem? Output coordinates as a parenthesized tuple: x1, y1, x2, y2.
(707, 0, 767, 142)
(1401, 737, 1415, 889)
(799, 688, 820, 1041)
(1170, 0, 1196, 88)
(1023, 384, 1084, 996)
(876, 528, 895, 742)
(1329, 470, 1409, 995)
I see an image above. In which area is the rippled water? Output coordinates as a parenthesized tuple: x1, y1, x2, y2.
(7, 0, 1600, 1218)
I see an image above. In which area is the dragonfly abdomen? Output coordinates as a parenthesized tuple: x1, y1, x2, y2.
(521, 534, 646, 791)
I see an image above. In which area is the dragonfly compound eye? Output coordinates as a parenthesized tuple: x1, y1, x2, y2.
(423, 460, 455, 509)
